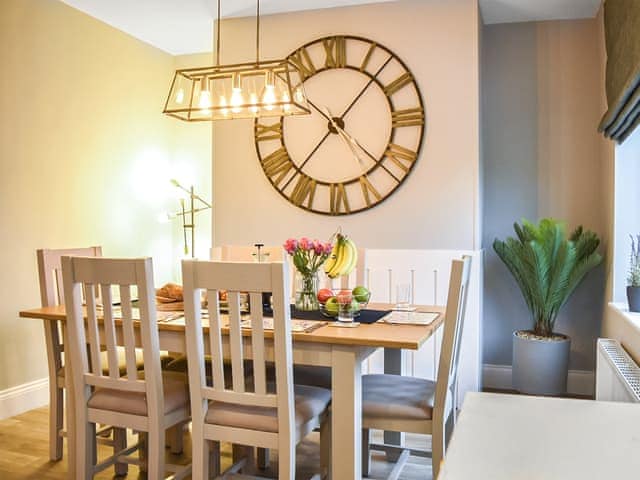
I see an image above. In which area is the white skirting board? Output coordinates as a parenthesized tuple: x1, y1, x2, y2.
(483, 364, 594, 397)
(0, 377, 49, 420)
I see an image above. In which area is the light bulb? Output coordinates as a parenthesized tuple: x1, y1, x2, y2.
(282, 91, 291, 112)
(294, 86, 305, 104)
(262, 71, 277, 111)
(198, 90, 211, 109)
(249, 92, 259, 115)
(198, 77, 211, 113)
(219, 95, 229, 116)
(175, 88, 184, 104)
(230, 74, 244, 114)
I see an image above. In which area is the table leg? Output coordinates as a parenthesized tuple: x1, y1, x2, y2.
(384, 348, 405, 453)
(63, 327, 76, 478)
(331, 346, 362, 480)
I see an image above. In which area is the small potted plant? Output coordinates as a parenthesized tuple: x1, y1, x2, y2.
(627, 234, 640, 312)
(493, 218, 602, 395)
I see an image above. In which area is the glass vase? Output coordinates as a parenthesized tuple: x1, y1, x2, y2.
(294, 270, 319, 311)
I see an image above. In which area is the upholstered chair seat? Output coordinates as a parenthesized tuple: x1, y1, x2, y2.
(362, 374, 437, 421)
(206, 383, 331, 436)
(88, 371, 189, 416)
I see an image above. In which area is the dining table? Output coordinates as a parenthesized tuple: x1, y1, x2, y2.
(19, 302, 444, 479)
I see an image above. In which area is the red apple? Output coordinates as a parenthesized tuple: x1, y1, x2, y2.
(317, 288, 334, 303)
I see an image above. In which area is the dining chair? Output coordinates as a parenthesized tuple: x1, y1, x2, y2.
(182, 259, 331, 479)
(61, 256, 191, 479)
(36, 247, 176, 461)
(361, 256, 472, 480)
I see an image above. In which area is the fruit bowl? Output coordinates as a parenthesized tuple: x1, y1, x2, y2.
(318, 287, 371, 319)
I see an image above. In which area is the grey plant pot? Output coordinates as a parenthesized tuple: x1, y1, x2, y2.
(512, 331, 570, 396)
(627, 286, 640, 313)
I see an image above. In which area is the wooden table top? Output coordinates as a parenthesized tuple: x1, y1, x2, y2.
(19, 303, 444, 350)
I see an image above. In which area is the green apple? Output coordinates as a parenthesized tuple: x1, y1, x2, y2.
(352, 286, 370, 303)
(349, 299, 361, 313)
(324, 297, 339, 315)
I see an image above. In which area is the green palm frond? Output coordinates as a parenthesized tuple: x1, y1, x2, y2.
(493, 218, 602, 337)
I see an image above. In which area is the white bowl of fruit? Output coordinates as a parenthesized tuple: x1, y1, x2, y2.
(317, 286, 371, 318)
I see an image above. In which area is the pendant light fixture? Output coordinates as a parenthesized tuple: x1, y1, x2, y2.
(163, 0, 310, 121)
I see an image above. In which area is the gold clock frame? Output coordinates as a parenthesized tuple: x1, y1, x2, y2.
(254, 34, 425, 216)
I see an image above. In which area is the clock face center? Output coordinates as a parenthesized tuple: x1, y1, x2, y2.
(327, 117, 345, 135)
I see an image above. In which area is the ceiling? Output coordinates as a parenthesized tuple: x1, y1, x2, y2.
(61, 0, 604, 55)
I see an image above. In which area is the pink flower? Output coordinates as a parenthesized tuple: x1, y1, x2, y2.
(313, 239, 323, 254)
(283, 238, 298, 254)
(299, 237, 311, 251)
(323, 242, 333, 254)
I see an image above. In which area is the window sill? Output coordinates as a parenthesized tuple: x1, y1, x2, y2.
(609, 302, 640, 333)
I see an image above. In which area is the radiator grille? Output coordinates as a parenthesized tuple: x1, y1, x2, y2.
(597, 339, 640, 402)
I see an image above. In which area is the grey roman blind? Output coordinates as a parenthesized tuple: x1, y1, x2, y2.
(600, 0, 640, 143)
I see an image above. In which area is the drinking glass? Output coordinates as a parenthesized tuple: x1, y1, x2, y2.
(336, 291, 354, 323)
(395, 283, 412, 310)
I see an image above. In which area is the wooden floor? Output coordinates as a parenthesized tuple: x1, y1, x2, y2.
(0, 406, 431, 479)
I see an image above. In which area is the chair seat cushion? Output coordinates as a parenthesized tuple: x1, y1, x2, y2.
(362, 374, 436, 421)
(205, 383, 331, 434)
(88, 371, 189, 416)
(265, 363, 332, 390)
(58, 348, 174, 378)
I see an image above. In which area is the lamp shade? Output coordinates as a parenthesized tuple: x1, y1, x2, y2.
(163, 58, 310, 122)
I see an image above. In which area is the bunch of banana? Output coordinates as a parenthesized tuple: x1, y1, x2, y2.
(324, 233, 358, 279)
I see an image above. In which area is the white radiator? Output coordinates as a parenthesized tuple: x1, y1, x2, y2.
(596, 338, 640, 403)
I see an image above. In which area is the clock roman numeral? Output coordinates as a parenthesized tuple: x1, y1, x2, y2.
(329, 183, 350, 215)
(383, 72, 413, 96)
(289, 174, 316, 209)
(255, 122, 282, 142)
(359, 175, 382, 207)
(323, 36, 346, 68)
(391, 107, 424, 128)
(360, 42, 377, 73)
(289, 47, 316, 81)
(262, 147, 293, 187)
(384, 143, 417, 173)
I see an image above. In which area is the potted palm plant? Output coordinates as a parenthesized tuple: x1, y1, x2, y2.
(627, 234, 640, 312)
(493, 218, 602, 395)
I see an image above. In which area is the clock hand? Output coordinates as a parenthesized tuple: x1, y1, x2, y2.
(339, 54, 394, 121)
(280, 130, 331, 192)
(321, 106, 368, 169)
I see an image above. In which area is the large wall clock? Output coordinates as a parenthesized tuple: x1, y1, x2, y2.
(254, 35, 425, 215)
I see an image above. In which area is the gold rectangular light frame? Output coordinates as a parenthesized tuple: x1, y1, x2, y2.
(163, 58, 310, 122)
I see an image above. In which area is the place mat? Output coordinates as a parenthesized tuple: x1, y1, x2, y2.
(263, 305, 391, 325)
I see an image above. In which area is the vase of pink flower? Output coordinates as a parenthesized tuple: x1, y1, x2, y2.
(284, 237, 333, 311)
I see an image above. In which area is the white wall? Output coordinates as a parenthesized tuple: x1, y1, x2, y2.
(212, 0, 481, 251)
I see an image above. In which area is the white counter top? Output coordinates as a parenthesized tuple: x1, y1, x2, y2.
(439, 392, 640, 480)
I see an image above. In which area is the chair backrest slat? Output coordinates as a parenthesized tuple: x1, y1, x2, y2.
(183, 260, 294, 442)
(119, 285, 138, 381)
(434, 256, 472, 412)
(61, 256, 163, 417)
(100, 284, 120, 379)
(227, 290, 246, 392)
(249, 291, 267, 395)
(85, 284, 102, 375)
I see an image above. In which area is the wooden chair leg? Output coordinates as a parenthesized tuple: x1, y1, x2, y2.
(209, 440, 219, 478)
(113, 427, 128, 476)
(167, 423, 184, 455)
(75, 410, 93, 480)
(321, 415, 332, 480)
(192, 424, 210, 480)
(139, 432, 148, 473)
(257, 448, 270, 470)
(50, 385, 64, 461)
(362, 428, 371, 477)
(432, 420, 445, 480)
(146, 424, 165, 480)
